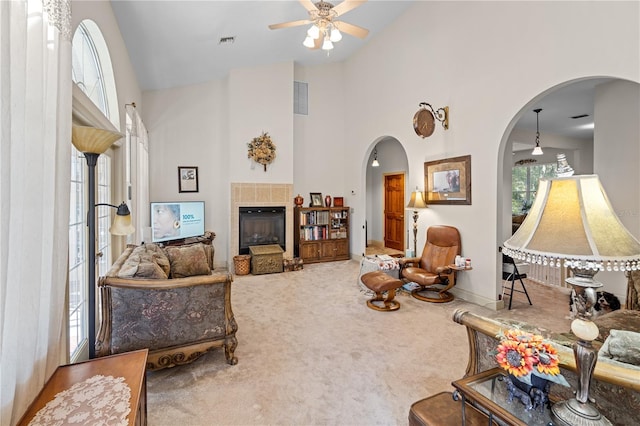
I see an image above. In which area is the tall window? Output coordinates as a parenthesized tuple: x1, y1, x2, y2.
(68, 148, 86, 354)
(511, 163, 557, 215)
(70, 20, 118, 360)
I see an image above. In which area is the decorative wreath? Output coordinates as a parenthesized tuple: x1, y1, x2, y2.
(247, 132, 276, 171)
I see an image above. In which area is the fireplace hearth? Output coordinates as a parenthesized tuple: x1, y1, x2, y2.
(239, 206, 285, 255)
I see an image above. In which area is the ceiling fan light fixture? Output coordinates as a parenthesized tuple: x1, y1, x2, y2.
(303, 36, 315, 48)
(322, 37, 333, 50)
(307, 24, 320, 39)
(330, 26, 342, 42)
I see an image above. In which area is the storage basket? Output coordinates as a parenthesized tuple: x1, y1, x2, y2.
(233, 255, 251, 275)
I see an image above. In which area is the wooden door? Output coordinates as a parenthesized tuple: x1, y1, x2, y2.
(384, 173, 405, 251)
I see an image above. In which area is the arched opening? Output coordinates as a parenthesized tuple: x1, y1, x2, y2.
(364, 136, 409, 257)
(497, 77, 640, 305)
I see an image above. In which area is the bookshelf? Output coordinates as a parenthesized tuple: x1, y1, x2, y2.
(294, 206, 350, 263)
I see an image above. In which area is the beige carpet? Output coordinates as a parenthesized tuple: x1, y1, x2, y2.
(146, 260, 572, 425)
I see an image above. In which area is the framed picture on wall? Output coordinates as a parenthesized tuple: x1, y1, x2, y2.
(178, 166, 199, 193)
(424, 155, 471, 205)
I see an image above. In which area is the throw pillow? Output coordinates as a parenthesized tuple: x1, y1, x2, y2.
(165, 243, 212, 278)
(143, 243, 171, 276)
(117, 245, 168, 279)
(599, 329, 640, 366)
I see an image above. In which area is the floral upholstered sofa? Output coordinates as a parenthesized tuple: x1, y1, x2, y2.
(95, 232, 238, 370)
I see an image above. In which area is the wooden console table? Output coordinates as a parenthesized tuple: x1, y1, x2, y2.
(18, 349, 148, 426)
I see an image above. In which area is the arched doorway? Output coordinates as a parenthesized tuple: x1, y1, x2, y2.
(498, 77, 639, 302)
(365, 137, 409, 256)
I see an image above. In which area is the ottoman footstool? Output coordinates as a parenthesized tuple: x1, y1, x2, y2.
(360, 271, 403, 311)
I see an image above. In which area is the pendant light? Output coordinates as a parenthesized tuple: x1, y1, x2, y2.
(371, 148, 380, 167)
(532, 108, 544, 156)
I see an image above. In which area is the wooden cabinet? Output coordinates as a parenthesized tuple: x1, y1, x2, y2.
(294, 206, 350, 264)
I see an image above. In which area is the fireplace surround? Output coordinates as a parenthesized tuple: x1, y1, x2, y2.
(230, 183, 294, 267)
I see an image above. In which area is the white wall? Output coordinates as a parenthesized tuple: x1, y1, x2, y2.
(293, 63, 348, 201)
(139, 1, 639, 306)
(228, 62, 294, 183)
(593, 80, 640, 299)
(342, 1, 639, 305)
(143, 80, 230, 257)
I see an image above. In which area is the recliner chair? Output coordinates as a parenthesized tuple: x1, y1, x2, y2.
(400, 225, 461, 303)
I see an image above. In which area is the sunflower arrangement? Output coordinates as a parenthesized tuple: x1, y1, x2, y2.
(494, 329, 570, 387)
(247, 132, 276, 171)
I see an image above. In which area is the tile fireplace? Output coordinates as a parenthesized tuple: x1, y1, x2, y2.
(230, 183, 294, 262)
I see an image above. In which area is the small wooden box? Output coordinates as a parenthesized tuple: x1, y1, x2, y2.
(249, 244, 284, 274)
(283, 257, 303, 272)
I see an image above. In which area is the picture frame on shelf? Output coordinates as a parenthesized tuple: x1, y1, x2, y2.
(178, 166, 199, 193)
(310, 192, 323, 207)
(333, 197, 344, 207)
(424, 155, 471, 205)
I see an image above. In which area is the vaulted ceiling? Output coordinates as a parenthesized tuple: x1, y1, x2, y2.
(111, 1, 610, 145)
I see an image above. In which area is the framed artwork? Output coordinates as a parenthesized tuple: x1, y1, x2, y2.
(333, 197, 344, 207)
(178, 166, 199, 193)
(424, 155, 471, 205)
(310, 192, 323, 207)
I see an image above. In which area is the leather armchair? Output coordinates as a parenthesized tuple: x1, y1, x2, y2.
(400, 225, 461, 303)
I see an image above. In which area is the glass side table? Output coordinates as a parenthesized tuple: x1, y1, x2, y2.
(452, 367, 555, 426)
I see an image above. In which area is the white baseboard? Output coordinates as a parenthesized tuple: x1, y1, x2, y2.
(451, 287, 504, 310)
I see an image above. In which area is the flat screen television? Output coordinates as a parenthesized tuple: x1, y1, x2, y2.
(150, 201, 205, 243)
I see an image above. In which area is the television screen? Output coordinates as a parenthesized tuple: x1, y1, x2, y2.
(151, 201, 205, 243)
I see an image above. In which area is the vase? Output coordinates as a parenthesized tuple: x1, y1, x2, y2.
(294, 194, 304, 206)
(504, 374, 550, 411)
(325, 195, 332, 207)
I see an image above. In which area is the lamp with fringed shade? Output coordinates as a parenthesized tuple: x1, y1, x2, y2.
(503, 174, 640, 426)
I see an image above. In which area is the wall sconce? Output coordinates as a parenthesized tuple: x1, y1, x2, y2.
(413, 102, 449, 138)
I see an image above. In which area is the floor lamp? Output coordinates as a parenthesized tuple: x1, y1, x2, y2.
(406, 189, 428, 256)
(503, 175, 640, 426)
(72, 125, 134, 359)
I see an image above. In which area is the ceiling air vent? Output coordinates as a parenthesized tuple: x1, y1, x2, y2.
(570, 114, 589, 119)
(219, 36, 235, 45)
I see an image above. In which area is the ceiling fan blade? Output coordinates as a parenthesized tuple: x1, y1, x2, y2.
(269, 19, 312, 30)
(334, 21, 369, 39)
(299, 0, 318, 13)
(333, 0, 367, 17)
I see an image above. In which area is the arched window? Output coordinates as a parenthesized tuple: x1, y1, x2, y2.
(70, 19, 120, 361)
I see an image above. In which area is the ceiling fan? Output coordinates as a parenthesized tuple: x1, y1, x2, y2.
(269, 0, 370, 50)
